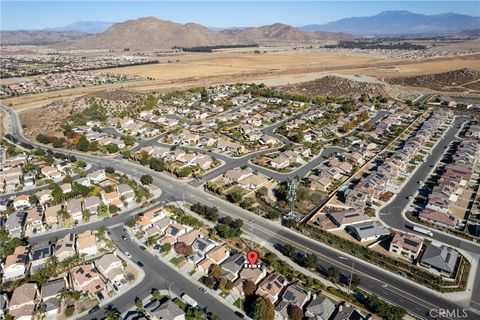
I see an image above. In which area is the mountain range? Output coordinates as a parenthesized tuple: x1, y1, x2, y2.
(301, 10, 480, 35)
(1, 11, 479, 47)
(0, 30, 87, 46)
(45, 21, 114, 34)
(58, 17, 351, 50)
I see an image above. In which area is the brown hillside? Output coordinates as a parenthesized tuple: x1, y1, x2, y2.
(59, 17, 232, 50)
(221, 23, 352, 44)
(386, 68, 480, 91)
(278, 76, 387, 97)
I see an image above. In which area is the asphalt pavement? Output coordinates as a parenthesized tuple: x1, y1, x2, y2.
(3, 104, 479, 319)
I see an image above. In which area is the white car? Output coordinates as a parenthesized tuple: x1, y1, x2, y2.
(125, 252, 132, 259)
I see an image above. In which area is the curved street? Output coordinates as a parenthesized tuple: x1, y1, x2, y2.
(2, 104, 479, 319)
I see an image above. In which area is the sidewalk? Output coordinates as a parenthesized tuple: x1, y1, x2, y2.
(75, 250, 146, 319)
(124, 219, 244, 316)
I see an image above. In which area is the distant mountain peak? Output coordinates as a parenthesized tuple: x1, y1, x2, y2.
(300, 10, 480, 36)
(45, 20, 114, 34)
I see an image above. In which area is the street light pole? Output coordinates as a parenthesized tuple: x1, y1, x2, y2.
(339, 256, 355, 296)
(348, 261, 355, 295)
(167, 280, 174, 298)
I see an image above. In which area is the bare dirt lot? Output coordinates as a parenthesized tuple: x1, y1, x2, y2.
(2, 50, 479, 112)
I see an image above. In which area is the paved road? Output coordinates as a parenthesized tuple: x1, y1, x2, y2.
(77, 226, 241, 320)
(380, 116, 480, 253)
(100, 127, 124, 138)
(380, 116, 480, 311)
(3, 105, 479, 319)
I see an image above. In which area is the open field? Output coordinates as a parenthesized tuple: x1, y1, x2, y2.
(2, 51, 479, 111)
(102, 51, 391, 79)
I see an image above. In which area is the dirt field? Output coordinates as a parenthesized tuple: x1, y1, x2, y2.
(103, 51, 390, 79)
(2, 50, 479, 111)
(344, 56, 480, 79)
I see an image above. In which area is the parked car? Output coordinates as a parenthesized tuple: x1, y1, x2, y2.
(88, 305, 100, 314)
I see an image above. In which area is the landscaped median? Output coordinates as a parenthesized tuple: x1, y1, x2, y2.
(124, 201, 408, 320)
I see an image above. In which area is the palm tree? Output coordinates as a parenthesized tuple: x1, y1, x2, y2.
(135, 297, 145, 315)
(97, 225, 107, 239)
(151, 288, 163, 301)
(58, 288, 70, 302)
(104, 308, 121, 320)
(33, 304, 47, 320)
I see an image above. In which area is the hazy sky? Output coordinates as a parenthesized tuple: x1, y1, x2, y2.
(2, 1, 479, 30)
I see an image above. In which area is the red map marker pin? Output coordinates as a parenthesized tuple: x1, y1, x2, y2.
(247, 250, 259, 266)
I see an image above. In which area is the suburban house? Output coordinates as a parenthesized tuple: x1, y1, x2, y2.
(305, 294, 336, 320)
(221, 252, 245, 279)
(197, 257, 216, 274)
(238, 267, 267, 285)
(165, 223, 188, 238)
(270, 154, 290, 169)
(76, 177, 92, 187)
(280, 284, 311, 307)
(419, 209, 459, 229)
(389, 233, 423, 261)
(7, 283, 39, 320)
(205, 244, 230, 264)
(117, 184, 135, 202)
(41, 278, 65, 318)
(275, 285, 311, 319)
(192, 237, 217, 255)
(41, 278, 66, 301)
(29, 242, 52, 273)
(238, 174, 268, 190)
(177, 229, 201, 246)
(5, 211, 26, 238)
(84, 195, 102, 215)
(326, 209, 370, 228)
(346, 220, 389, 242)
(67, 198, 83, 222)
(95, 253, 126, 287)
(45, 204, 61, 226)
(256, 272, 289, 304)
(76, 230, 98, 257)
(55, 233, 77, 261)
(13, 195, 30, 210)
(36, 189, 53, 205)
(71, 264, 106, 296)
(25, 207, 43, 235)
(419, 244, 459, 278)
(224, 167, 252, 184)
(41, 166, 61, 179)
(330, 304, 367, 320)
(87, 170, 107, 184)
(2, 246, 29, 281)
(101, 190, 123, 208)
(146, 299, 186, 320)
(310, 175, 332, 192)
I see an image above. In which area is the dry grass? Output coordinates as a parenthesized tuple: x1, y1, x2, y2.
(2, 51, 479, 112)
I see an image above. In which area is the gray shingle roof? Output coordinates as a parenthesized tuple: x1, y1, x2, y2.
(420, 244, 459, 274)
(41, 278, 65, 300)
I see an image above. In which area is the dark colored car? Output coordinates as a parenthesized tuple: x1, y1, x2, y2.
(88, 305, 100, 314)
(137, 261, 144, 268)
